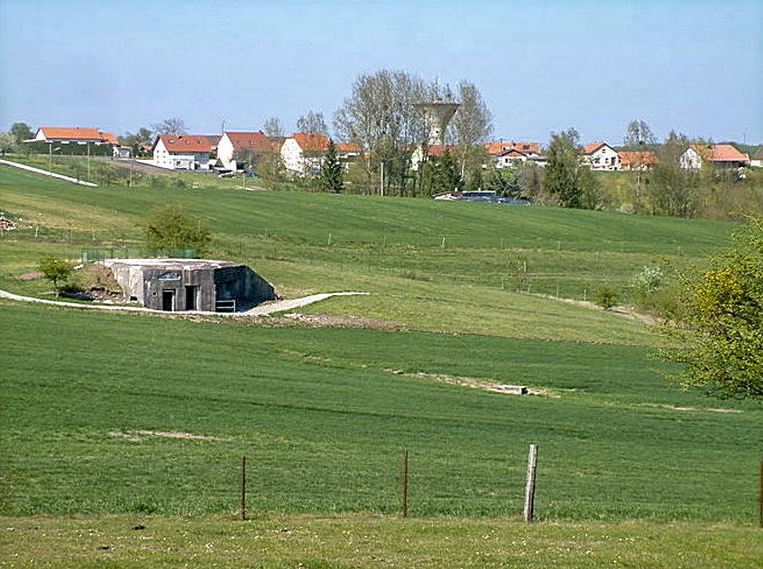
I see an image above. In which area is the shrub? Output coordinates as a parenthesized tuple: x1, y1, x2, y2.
(592, 284, 620, 309)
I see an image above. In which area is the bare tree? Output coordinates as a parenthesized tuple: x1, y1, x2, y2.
(623, 119, 656, 149)
(263, 117, 284, 138)
(296, 111, 329, 136)
(334, 69, 428, 194)
(152, 117, 186, 135)
(447, 80, 493, 179)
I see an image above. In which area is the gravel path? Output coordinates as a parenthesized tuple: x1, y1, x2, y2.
(0, 289, 368, 316)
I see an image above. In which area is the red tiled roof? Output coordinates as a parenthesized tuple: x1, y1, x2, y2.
(37, 127, 116, 143)
(101, 132, 119, 145)
(156, 134, 214, 153)
(485, 141, 542, 155)
(708, 144, 749, 163)
(225, 131, 274, 153)
(426, 144, 455, 157)
(291, 132, 330, 152)
(618, 150, 658, 165)
(582, 142, 607, 155)
(484, 142, 506, 155)
(335, 142, 361, 153)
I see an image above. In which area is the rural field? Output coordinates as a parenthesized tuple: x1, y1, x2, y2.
(0, 163, 760, 568)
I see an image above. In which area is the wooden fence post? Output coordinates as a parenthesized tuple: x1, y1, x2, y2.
(523, 444, 538, 522)
(402, 450, 409, 518)
(240, 456, 247, 521)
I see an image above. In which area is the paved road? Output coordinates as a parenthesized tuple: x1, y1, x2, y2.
(0, 289, 368, 316)
(0, 159, 98, 186)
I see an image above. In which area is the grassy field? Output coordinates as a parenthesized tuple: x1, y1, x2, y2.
(1, 302, 759, 522)
(1, 164, 761, 566)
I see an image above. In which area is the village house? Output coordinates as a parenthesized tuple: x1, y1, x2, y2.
(281, 132, 330, 175)
(280, 133, 360, 176)
(750, 146, 763, 168)
(618, 150, 659, 171)
(679, 144, 750, 169)
(581, 142, 620, 171)
(493, 142, 545, 168)
(151, 134, 219, 170)
(33, 126, 119, 145)
(216, 131, 276, 171)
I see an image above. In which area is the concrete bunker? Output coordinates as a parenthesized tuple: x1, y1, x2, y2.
(103, 258, 277, 312)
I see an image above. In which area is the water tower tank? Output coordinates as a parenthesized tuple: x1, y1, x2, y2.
(415, 101, 460, 146)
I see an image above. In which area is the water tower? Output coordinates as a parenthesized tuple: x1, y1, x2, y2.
(415, 100, 460, 146)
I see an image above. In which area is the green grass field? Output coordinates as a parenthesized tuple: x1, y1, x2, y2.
(1, 164, 760, 567)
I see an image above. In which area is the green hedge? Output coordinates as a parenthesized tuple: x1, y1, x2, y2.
(22, 141, 114, 157)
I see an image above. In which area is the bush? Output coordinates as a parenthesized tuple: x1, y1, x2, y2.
(592, 284, 620, 309)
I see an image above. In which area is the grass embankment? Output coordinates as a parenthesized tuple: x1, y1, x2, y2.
(0, 164, 733, 343)
(1, 515, 760, 569)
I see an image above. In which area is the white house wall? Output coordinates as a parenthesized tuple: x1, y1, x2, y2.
(585, 146, 620, 171)
(217, 135, 236, 170)
(281, 138, 304, 174)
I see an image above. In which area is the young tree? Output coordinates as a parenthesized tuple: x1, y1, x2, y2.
(659, 216, 763, 399)
(146, 203, 211, 253)
(319, 139, 343, 192)
(0, 131, 17, 153)
(296, 111, 329, 136)
(263, 117, 284, 138)
(38, 256, 74, 296)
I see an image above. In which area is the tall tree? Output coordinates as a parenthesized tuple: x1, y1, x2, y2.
(659, 216, 763, 399)
(334, 69, 428, 194)
(263, 117, 284, 138)
(10, 122, 34, 144)
(319, 139, 344, 192)
(648, 130, 699, 218)
(296, 111, 329, 136)
(543, 128, 598, 208)
(623, 119, 656, 149)
(429, 149, 463, 195)
(152, 118, 186, 135)
(448, 80, 493, 180)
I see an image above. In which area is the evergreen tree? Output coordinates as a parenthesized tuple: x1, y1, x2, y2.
(430, 149, 463, 194)
(319, 139, 344, 193)
(544, 128, 599, 209)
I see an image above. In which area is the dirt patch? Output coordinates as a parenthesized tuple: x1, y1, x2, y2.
(16, 271, 43, 281)
(387, 369, 557, 398)
(654, 405, 743, 414)
(285, 313, 406, 328)
(108, 430, 227, 441)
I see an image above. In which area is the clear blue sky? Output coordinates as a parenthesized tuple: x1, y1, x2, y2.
(1, 0, 761, 145)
